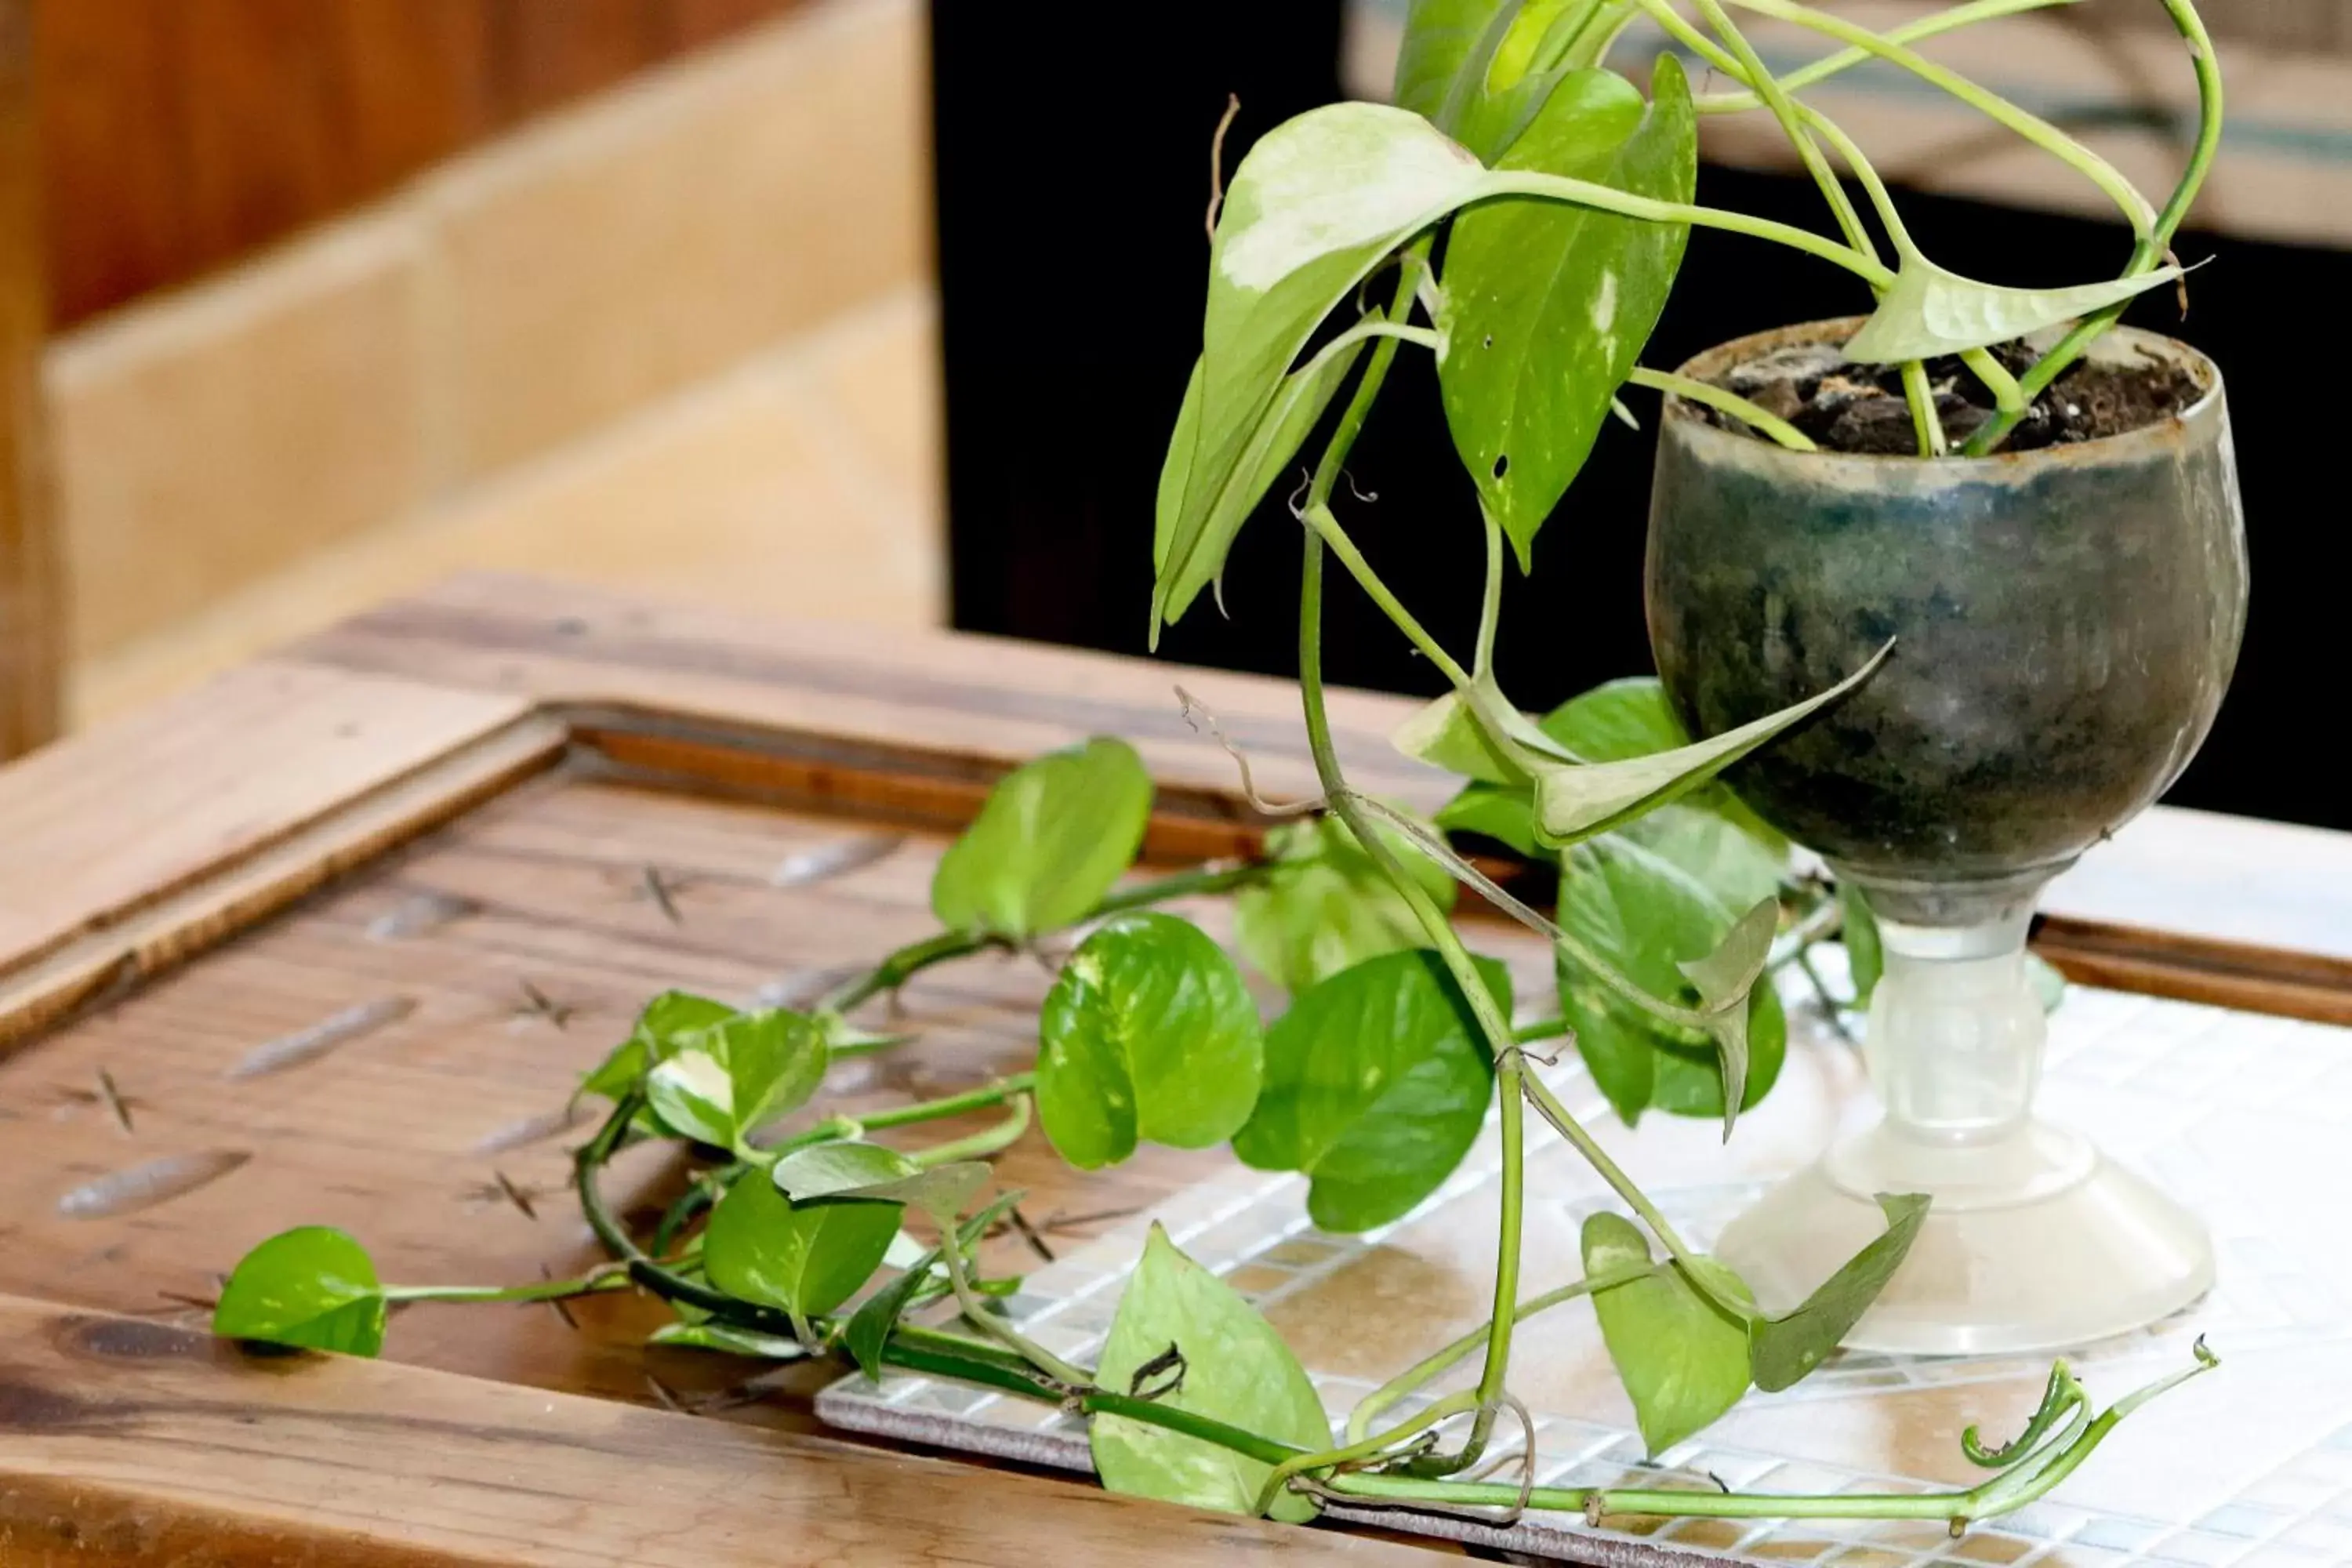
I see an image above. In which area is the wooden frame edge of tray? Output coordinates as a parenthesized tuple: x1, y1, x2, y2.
(0, 1294, 1436, 1566)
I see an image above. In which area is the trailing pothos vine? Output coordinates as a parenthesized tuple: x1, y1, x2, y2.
(215, 0, 2224, 1539)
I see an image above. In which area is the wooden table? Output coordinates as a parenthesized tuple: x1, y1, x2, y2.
(2, 574, 2347, 1566)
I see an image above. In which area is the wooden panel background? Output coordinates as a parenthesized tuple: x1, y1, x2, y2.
(34, 0, 807, 328)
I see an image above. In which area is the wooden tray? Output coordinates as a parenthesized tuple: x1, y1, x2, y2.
(2, 574, 2347, 1566)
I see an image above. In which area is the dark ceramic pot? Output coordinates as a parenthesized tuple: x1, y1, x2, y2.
(1646, 320, 2246, 926)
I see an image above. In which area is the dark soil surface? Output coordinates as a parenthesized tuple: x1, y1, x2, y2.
(1700, 336, 2208, 456)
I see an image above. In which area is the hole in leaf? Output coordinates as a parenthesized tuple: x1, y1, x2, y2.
(1483, 334, 1494, 349)
(1491, 455, 1509, 481)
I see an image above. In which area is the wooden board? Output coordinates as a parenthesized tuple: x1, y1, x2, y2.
(2, 571, 2350, 1563)
(0, 1296, 1429, 1566)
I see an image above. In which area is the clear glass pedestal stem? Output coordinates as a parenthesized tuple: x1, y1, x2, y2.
(1715, 903, 2213, 1355)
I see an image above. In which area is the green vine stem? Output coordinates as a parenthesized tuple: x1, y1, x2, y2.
(1476, 169, 1894, 287)
(1626, 366, 1817, 451)
(821, 861, 1268, 1014)
(1722, 0, 2155, 239)
(1344, 1265, 1657, 1444)
(381, 1269, 632, 1306)
(1967, 0, 2223, 453)
(1690, 0, 2071, 114)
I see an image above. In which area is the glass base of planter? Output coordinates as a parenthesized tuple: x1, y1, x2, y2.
(1714, 1118, 2215, 1356)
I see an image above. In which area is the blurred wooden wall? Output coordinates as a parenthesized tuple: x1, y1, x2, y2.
(37, 0, 804, 329)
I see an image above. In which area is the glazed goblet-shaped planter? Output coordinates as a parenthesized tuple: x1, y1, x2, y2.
(1647, 321, 2247, 1355)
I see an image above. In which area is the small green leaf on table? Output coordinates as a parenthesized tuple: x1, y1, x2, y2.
(1583, 1211, 1753, 1456)
(579, 989, 737, 1101)
(1234, 814, 1457, 996)
(1092, 1224, 1332, 1521)
(703, 1169, 899, 1319)
(1036, 911, 1264, 1169)
(213, 1225, 388, 1356)
(1234, 949, 1507, 1232)
(931, 738, 1153, 940)
(644, 1007, 827, 1153)
(1748, 1193, 1930, 1392)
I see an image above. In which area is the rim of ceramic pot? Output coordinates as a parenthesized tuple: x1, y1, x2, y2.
(1663, 317, 2224, 471)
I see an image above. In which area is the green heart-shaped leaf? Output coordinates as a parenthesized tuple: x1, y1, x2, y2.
(213, 1225, 387, 1356)
(1234, 813, 1457, 996)
(1583, 1212, 1752, 1455)
(1439, 57, 1693, 566)
(1748, 1193, 1930, 1391)
(931, 738, 1154, 940)
(1842, 256, 2183, 364)
(1234, 949, 1505, 1231)
(1556, 838, 1786, 1127)
(703, 1171, 899, 1319)
(644, 1008, 828, 1153)
(1092, 1224, 1331, 1520)
(1037, 912, 1264, 1170)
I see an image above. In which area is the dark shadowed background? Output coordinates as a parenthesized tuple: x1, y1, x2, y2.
(932, 0, 2350, 833)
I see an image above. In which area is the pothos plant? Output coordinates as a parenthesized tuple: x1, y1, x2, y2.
(215, 0, 2223, 1537)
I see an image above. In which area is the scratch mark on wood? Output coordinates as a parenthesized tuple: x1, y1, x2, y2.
(511, 980, 576, 1030)
(228, 996, 416, 1080)
(56, 1150, 252, 1219)
(365, 890, 480, 941)
(471, 1102, 593, 1156)
(771, 833, 906, 888)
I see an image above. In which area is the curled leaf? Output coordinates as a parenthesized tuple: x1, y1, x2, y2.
(1677, 897, 1779, 1138)
(1157, 103, 1489, 642)
(1583, 1212, 1751, 1456)
(1842, 257, 2183, 365)
(1526, 641, 1892, 846)
(1748, 1192, 1930, 1391)
(579, 990, 735, 1102)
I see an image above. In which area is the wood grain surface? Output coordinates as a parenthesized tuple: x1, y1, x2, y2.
(0, 1297, 1433, 1566)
